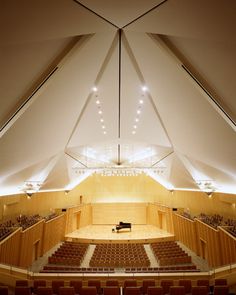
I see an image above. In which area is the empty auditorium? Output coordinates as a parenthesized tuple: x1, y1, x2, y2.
(0, 1, 236, 295)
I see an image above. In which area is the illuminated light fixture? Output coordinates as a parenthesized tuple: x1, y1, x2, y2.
(100, 118, 104, 122)
(142, 86, 147, 92)
(206, 191, 213, 198)
(92, 86, 98, 92)
(21, 181, 42, 196)
(102, 125, 105, 129)
(132, 130, 136, 134)
(169, 189, 174, 195)
(135, 118, 139, 122)
(103, 131, 107, 134)
(65, 190, 70, 195)
(98, 110, 102, 114)
(139, 99, 144, 104)
(137, 109, 141, 115)
(133, 125, 137, 129)
(96, 100, 100, 104)
(196, 180, 216, 193)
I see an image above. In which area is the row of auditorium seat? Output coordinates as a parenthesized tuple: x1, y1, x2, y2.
(41, 266, 115, 273)
(0, 279, 228, 295)
(90, 243, 150, 268)
(48, 242, 88, 266)
(125, 265, 198, 273)
(150, 241, 192, 267)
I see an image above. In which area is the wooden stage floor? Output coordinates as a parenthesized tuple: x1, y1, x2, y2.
(65, 225, 174, 243)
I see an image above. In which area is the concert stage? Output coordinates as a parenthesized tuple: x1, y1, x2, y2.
(65, 225, 175, 243)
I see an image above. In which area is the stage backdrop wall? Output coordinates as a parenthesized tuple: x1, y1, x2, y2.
(92, 203, 147, 224)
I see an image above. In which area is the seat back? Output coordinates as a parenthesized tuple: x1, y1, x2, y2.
(88, 280, 102, 294)
(214, 279, 227, 286)
(15, 286, 31, 295)
(34, 280, 47, 294)
(178, 280, 192, 294)
(15, 280, 28, 287)
(59, 287, 75, 295)
(169, 286, 185, 295)
(37, 287, 53, 295)
(70, 280, 83, 294)
(213, 286, 229, 295)
(104, 287, 120, 295)
(106, 281, 119, 287)
(125, 287, 141, 295)
(142, 280, 155, 295)
(81, 287, 97, 295)
(52, 281, 65, 295)
(192, 286, 208, 295)
(147, 286, 164, 295)
(160, 280, 174, 295)
(0, 286, 8, 295)
(197, 280, 210, 292)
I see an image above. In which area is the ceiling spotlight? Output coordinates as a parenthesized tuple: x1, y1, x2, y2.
(139, 99, 144, 104)
(137, 109, 141, 115)
(132, 130, 136, 134)
(102, 125, 105, 129)
(142, 86, 147, 92)
(96, 100, 100, 104)
(92, 86, 98, 92)
(65, 190, 70, 195)
(100, 118, 104, 122)
(26, 192, 33, 198)
(98, 110, 102, 115)
(103, 131, 107, 135)
(133, 125, 137, 129)
(135, 118, 139, 122)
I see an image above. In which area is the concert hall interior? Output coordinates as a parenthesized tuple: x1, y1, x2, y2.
(0, 0, 236, 294)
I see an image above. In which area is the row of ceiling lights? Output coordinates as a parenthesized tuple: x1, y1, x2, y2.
(132, 86, 147, 135)
(93, 87, 107, 135)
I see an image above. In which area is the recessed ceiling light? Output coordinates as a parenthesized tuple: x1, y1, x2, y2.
(142, 86, 147, 92)
(98, 110, 102, 114)
(102, 125, 105, 129)
(135, 118, 139, 122)
(103, 131, 107, 135)
(92, 86, 98, 92)
(139, 99, 144, 104)
(133, 125, 137, 129)
(137, 109, 141, 114)
(132, 130, 136, 135)
(100, 118, 104, 122)
(96, 100, 100, 104)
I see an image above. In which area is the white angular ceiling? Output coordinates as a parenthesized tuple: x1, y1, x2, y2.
(0, 0, 235, 196)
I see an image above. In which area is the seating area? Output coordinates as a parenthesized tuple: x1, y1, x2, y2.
(41, 266, 115, 273)
(16, 214, 42, 230)
(0, 278, 230, 295)
(150, 241, 192, 266)
(90, 243, 150, 268)
(0, 220, 15, 241)
(125, 265, 198, 273)
(47, 241, 88, 266)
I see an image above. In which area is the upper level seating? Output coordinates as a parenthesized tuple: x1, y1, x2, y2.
(150, 241, 192, 266)
(0, 220, 15, 241)
(47, 241, 88, 266)
(90, 243, 150, 268)
(16, 214, 42, 230)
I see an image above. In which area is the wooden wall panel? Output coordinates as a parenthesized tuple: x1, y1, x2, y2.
(0, 228, 21, 266)
(92, 203, 147, 225)
(219, 227, 236, 265)
(147, 203, 174, 234)
(173, 214, 199, 254)
(65, 204, 92, 234)
(41, 214, 66, 255)
(18, 220, 44, 268)
(196, 219, 222, 267)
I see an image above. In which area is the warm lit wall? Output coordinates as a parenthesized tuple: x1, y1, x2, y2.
(41, 214, 66, 255)
(147, 203, 174, 233)
(173, 214, 199, 255)
(0, 174, 235, 221)
(92, 203, 147, 224)
(19, 220, 44, 268)
(0, 228, 21, 266)
(219, 227, 236, 265)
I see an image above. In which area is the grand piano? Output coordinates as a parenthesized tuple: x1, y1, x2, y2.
(116, 221, 132, 232)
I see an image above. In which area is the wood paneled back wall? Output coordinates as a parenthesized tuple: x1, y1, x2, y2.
(92, 203, 147, 224)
